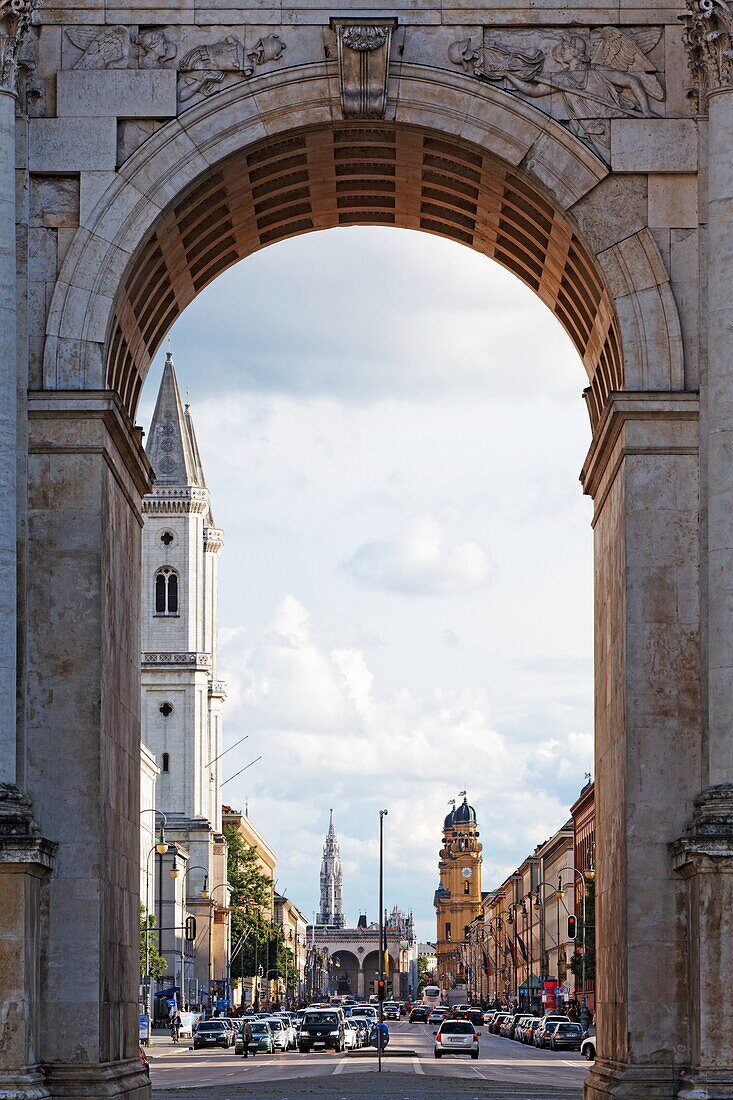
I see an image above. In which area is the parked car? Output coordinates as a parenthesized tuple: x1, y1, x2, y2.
(511, 1015, 534, 1041)
(434, 1019, 480, 1059)
(298, 1008, 345, 1053)
(383, 1002, 401, 1020)
(409, 1006, 430, 1023)
(521, 1017, 543, 1044)
(192, 1021, 232, 1050)
(534, 1016, 570, 1048)
(581, 1031, 596, 1060)
(492, 1013, 511, 1035)
(549, 1021, 585, 1051)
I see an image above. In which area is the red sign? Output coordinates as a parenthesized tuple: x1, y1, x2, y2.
(543, 981, 557, 1010)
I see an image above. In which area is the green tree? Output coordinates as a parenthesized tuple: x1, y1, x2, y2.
(569, 876, 595, 985)
(224, 824, 275, 983)
(140, 906, 168, 980)
(417, 955, 433, 993)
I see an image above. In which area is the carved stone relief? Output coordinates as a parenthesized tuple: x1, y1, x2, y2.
(132, 28, 177, 69)
(65, 25, 130, 69)
(0, 0, 40, 94)
(178, 32, 287, 103)
(448, 26, 664, 158)
(331, 18, 397, 118)
(682, 0, 733, 105)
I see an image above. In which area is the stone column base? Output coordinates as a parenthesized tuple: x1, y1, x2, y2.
(0, 1070, 52, 1100)
(41, 1061, 150, 1098)
(585, 1058, 680, 1100)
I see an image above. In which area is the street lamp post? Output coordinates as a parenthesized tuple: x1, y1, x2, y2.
(378, 809, 388, 1074)
(208, 883, 231, 1011)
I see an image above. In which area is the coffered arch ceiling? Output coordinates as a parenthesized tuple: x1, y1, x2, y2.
(107, 122, 622, 428)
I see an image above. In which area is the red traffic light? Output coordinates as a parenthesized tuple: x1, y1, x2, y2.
(567, 915, 577, 938)
(377, 979, 386, 1001)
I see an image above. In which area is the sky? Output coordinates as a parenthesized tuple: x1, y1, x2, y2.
(138, 226, 594, 942)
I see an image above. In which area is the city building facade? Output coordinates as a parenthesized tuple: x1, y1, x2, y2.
(140, 354, 230, 1015)
(434, 795, 483, 992)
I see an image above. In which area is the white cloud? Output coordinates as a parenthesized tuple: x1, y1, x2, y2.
(344, 514, 492, 597)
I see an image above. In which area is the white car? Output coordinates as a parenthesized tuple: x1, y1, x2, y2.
(343, 1020, 360, 1049)
(434, 1018, 479, 1059)
(271, 1015, 297, 1049)
(264, 1017, 291, 1052)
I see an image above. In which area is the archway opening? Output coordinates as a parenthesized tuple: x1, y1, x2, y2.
(109, 122, 621, 429)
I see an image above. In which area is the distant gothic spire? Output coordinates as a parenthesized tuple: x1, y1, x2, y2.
(146, 347, 206, 490)
(317, 809, 344, 928)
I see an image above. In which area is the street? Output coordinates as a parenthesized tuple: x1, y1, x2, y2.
(149, 1019, 587, 1098)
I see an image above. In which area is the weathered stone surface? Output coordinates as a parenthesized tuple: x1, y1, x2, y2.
(57, 69, 177, 118)
(611, 118, 698, 173)
(28, 116, 117, 172)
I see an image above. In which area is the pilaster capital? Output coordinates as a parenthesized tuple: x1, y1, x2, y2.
(0, 0, 40, 96)
(0, 782, 57, 871)
(682, 0, 733, 107)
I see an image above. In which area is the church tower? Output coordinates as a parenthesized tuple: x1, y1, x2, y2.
(140, 349, 228, 1007)
(434, 793, 483, 993)
(317, 810, 345, 928)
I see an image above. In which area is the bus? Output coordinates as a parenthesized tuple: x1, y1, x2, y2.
(422, 985, 441, 1008)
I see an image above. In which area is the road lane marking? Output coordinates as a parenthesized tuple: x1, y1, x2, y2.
(332, 1059, 346, 1074)
(412, 1057, 424, 1074)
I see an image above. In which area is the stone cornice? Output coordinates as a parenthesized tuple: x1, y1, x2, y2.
(28, 390, 154, 501)
(0, 0, 39, 96)
(203, 527, 224, 552)
(682, 0, 733, 106)
(580, 390, 699, 516)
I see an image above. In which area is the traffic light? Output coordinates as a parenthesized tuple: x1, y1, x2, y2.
(377, 978, 386, 1002)
(185, 916, 197, 941)
(567, 915, 577, 939)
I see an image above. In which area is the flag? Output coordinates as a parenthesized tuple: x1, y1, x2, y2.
(505, 936, 517, 966)
(483, 948, 495, 976)
(516, 934, 529, 963)
(383, 949, 390, 976)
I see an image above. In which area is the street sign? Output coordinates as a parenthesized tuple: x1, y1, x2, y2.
(139, 1015, 149, 1042)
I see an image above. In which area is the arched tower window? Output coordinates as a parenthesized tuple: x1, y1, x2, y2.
(155, 568, 178, 615)
(162, 753, 169, 773)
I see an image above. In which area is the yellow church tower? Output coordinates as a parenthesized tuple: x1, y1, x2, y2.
(434, 793, 483, 995)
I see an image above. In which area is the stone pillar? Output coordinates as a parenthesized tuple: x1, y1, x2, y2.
(0, 7, 60, 1099)
(581, 394, 701, 1100)
(669, 8, 733, 1096)
(25, 393, 152, 1098)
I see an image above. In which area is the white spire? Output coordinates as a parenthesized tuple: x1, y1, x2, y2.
(317, 810, 344, 928)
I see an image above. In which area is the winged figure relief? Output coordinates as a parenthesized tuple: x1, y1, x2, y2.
(448, 26, 664, 119)
(65, 26, 129, 69)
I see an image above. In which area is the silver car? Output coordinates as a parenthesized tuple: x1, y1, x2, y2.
(434, 1019, 479, 1059)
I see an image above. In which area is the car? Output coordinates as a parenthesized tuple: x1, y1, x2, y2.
(428, 1010, 447, 1025)
(271, 1015, 298, 1049)
(343, 1020, 360, 1049)
(549, 1021, 585, 1051)
(383, 1002, 401, 1020)
(193, 1021, 232, 1049)
(491, 1012, 510, 1035)
(510, 1014, 534, 1041)
(233, 1019, 259, 1055)
(581, 1031, 596, 1060)
(351, 1018, 370, 1046)
(534, 1016, 571, 1048)
(298, 1008, 345, 1053)
(247, 1020, 276, 1054)
(464, 1008, 485, 1027)
(434, 1018, 480, 1059)
(521, 1017, 542, 1045)
(409, 1006, 430, 1023)
(263, 1017, 291, 1052)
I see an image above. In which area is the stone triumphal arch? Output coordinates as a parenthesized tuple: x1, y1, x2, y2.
(0, 0, 731, 1095)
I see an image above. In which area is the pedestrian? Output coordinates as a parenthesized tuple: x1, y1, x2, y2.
(240, 1021, 254, 1058)
(170, 1012, 181, 1044)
